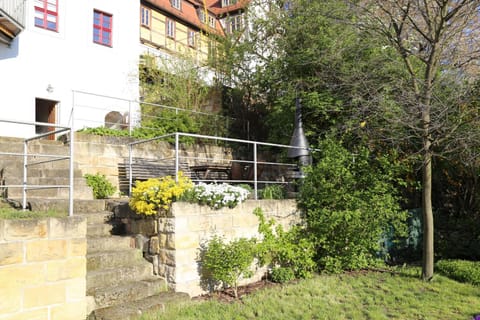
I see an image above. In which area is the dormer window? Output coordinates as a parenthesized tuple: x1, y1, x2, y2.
(198, 9, 215, 28)
(208, 15, 215, 28)
(221, 0, 237, 7)
(198, 9, 206, 24)
(171, 0, 181, 10)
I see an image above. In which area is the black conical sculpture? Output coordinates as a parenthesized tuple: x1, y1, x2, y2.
(287, 98, 311, 166)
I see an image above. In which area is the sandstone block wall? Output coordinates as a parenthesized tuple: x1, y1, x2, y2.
(130, 200, 300, 297)
(0, 216, 87, 320)
(74, 133, 233, 194)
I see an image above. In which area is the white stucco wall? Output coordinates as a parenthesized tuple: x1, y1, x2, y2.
(0, 0, 140, 138)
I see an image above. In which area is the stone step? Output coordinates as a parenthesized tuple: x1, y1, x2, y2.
(81, 211, 114, 225)
(6, 178, 94, 200)
(25, 186, 93, 200)
(87, 263, 154, 292)
(87, 249, 144, 271)
(3, 167, 83, 180)
(0, 137, 68, 155)
(87, 223, 116, 237)
(19, 199, 106, 212)
(88, 277, 169, 311)
(87, 235, 133, 253)
(88, 291, 190, 320)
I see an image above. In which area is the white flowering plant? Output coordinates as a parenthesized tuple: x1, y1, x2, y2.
(186, 182, 250, 209)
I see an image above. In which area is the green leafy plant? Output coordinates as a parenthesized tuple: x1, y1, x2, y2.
(201, 235, 257, 298)
(436, 259, 480, 286)
(254, 208, 316, 280)
(260, 184, 285, 200)
(298, 139, 408, 273)
(84, 173, 116, 199)
(129, 173, 193, 215)
(270, 267, 296, 283)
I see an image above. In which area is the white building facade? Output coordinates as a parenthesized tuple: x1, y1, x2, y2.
(0, 0, 140, 138)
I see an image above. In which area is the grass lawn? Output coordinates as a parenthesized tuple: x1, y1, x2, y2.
(0, 207, 66, 219)
(140, 268, 480, 320)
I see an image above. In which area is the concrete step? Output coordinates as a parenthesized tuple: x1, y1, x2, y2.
(87, 249, 144, 271)
(88, 277, 169, 310)
(87, 263, 154, 292)
(87, 235, 133, 253)
(88, 291, 190, 320)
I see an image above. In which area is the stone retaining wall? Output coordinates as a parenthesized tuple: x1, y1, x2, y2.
(122, 200, 301, 297)
(0, 216, 87, 320)
(74, 133, 233, 193)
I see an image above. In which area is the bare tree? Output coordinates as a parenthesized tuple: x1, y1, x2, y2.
(354, 0, 480, 280)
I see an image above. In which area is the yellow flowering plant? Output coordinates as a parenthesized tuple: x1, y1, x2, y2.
(129, 172, 193, 215)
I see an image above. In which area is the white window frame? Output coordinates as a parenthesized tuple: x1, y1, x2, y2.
(171, 0, 182, 10)
(188, 29, 196, 47)
(228, 15, 243, 33)
(166, 18, 175, 38)
(141, 6, 150, 27)
(198, 10, 206, 24)
(208, 15, 215, 28)
(221, 0, 237, 7)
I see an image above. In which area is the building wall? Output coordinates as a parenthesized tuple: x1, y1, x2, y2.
(0, 216, 87, 320)
(140, 1, 216, 85)
(0, 0, 140, 138)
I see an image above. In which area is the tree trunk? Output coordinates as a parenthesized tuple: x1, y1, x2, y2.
(422, 139, 434, 280)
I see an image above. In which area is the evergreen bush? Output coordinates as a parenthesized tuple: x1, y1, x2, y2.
(298, 139, 408, 273)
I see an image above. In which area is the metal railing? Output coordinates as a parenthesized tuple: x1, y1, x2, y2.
(127, 132, 307, 199)
(72, 90, 250, 140)
(0, 118, 74, 216)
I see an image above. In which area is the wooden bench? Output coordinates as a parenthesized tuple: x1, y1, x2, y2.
(118, 158, 194, 193)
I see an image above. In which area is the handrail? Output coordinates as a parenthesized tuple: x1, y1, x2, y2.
(127, 131, 313, 199)
(0, 118, 74, 216)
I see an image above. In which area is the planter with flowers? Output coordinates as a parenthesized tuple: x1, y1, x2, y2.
(129, 174, 250, 215)
(121, 173, 299, 294)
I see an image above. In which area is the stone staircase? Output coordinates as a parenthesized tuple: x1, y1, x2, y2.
(0, 137, 93, 200)
(0, 136, 191, 318)
(78, 202, 190, 320)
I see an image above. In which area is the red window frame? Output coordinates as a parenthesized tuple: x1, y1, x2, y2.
(34, 0, 58, 31)
(93, 10, 113, 47)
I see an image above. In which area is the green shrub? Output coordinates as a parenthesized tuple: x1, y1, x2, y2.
(254, 208, 316, 280)
(84, 173, 116, 199)
(270, 267, 295, 283)
(298, 139, 408, 273)
(436, 259, 480, 286)
(260, 184, 285, 200)
(201, 236, 257, 298)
